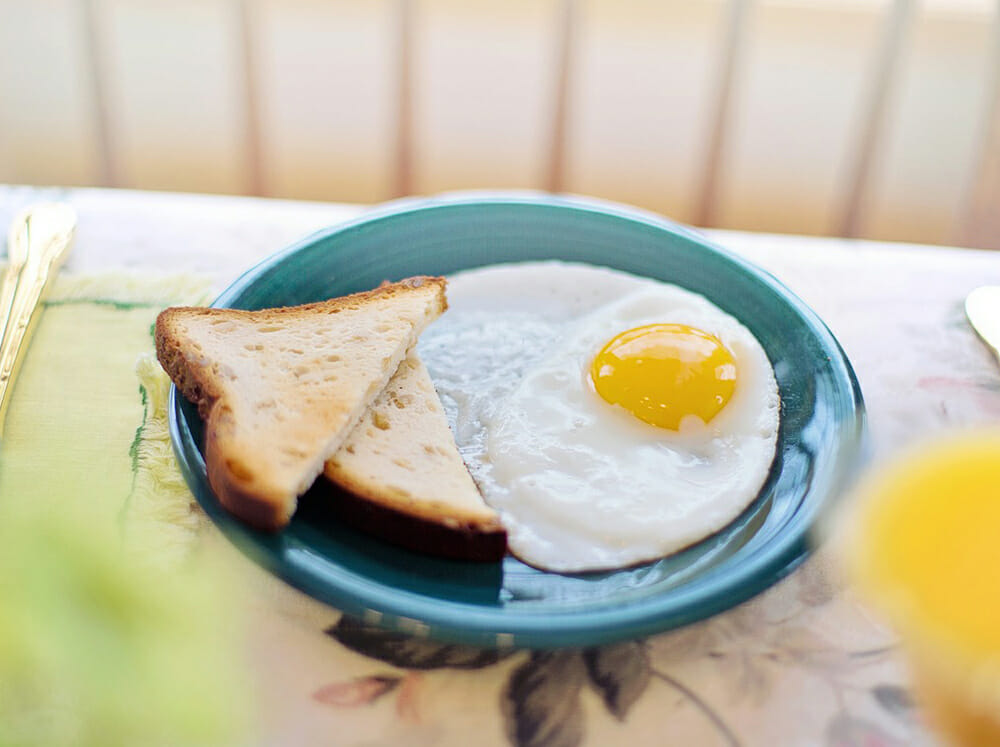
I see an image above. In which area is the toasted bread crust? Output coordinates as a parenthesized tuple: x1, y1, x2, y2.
(156, 276, 447, 531)
(324, 466, 506, 534)
(315, 477, 508, 562)
(156, 276, 447, 418)
(322, 351, 507, 558)
(205, 437, 292, 529)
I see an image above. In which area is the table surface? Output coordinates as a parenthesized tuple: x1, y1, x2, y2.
(4, 184, 1000, 746)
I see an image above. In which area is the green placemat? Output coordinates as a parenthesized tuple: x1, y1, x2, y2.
(0, 270, 251, 746)
(0, 271, 210, 532)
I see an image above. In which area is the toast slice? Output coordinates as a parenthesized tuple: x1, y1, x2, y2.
(155, 276, 447, 531)
(323, 353, 507, 561)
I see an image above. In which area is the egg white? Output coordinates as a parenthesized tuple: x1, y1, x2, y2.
(418, 261, 780, 573)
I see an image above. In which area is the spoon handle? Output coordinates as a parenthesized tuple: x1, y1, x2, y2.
(0, 204, 77, 436)
(965, 286, 1000, 365)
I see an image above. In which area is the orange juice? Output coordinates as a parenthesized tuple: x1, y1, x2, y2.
(846, 431, 1000, 746)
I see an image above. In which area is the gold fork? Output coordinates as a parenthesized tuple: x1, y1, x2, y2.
(0, 204, 77, 436)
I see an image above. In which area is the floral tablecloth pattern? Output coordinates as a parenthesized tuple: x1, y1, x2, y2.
(3, 185, 999, 745)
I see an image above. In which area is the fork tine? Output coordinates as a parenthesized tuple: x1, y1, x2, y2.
(0, 204, 77, 436)
(0, 209, 31, 354)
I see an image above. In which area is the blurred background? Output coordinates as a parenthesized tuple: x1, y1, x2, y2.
(1, 0, 998, 248)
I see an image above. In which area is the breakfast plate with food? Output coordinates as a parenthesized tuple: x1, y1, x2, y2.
(164, 193, 865, 648)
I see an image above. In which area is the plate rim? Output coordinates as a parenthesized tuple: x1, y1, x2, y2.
(169, 191, 866, 648)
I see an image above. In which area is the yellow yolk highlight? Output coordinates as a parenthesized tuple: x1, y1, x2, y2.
(590, 323, 737, 429)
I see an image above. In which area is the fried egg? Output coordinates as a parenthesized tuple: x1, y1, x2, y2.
(418, 261, 779, 572)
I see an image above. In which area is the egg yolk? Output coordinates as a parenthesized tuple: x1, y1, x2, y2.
(590, 324, 737, 429)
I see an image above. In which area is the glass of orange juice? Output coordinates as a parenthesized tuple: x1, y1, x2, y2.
(844, 430, 1000, 745)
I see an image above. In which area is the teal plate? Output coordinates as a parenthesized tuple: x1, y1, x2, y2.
(169, 193, 865, 649)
